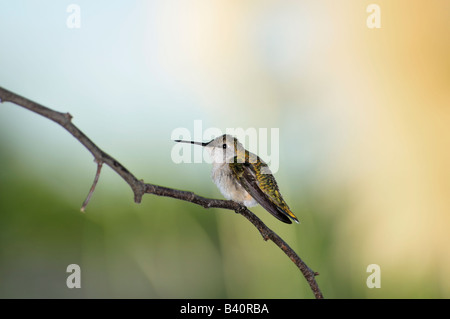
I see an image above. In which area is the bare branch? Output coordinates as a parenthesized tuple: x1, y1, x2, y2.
(81, 160, 103, 212)
(0, 86, 324, 299)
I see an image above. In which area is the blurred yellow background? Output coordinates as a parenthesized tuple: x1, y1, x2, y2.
(0, 1, 449, 298)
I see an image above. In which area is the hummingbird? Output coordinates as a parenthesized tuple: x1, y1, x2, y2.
(174, 134, 299, 224)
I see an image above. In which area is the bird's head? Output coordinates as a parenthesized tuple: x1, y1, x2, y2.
(175, 134, 244, 164)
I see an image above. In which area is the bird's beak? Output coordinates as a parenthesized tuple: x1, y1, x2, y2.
(174, 140, 209, 147)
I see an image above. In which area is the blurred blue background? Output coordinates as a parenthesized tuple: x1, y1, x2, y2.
(0, 0, 449, 298)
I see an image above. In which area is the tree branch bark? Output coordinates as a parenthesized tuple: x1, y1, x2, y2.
(0, 86, 323, 299)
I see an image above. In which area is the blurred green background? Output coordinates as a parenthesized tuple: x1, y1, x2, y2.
(0, 1, 449, 298)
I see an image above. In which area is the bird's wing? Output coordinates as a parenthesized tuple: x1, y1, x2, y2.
(230, 157, 294, 224)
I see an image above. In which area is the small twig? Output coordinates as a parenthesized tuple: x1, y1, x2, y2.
(0, 86, 323, 299)
(80, 160, 103, 212)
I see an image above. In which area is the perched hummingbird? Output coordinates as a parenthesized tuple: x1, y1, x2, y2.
(174, 134, 299, 224)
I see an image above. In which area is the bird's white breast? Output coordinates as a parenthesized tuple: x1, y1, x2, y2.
(211, 162, 258, 207)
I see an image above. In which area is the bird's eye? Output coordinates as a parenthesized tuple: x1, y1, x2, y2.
(222, 144, 227, 149)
